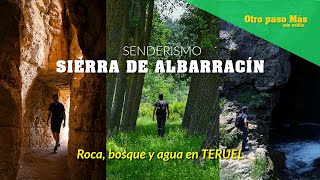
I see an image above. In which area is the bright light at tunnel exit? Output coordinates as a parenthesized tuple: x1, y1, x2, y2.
(59, 93, 70, 145)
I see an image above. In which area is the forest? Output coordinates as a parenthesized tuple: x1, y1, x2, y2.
(106, 0, 220, 179)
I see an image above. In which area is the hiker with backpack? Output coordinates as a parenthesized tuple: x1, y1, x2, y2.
(153, 93, 170, 137)
(235, 106, 249, 152)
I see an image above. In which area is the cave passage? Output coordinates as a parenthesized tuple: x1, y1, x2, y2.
(0, 0, 106, 178)
(270, 54, 320, 140)
(17, 76, 71, 179)
(269, 54, 320, 178)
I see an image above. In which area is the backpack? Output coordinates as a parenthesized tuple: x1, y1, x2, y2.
(156, 100, 167, 115)
(235, 113, 244, 128)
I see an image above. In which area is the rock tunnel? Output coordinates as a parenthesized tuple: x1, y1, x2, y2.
(270, 54, 320, 140)
(0, 0, 106, 179)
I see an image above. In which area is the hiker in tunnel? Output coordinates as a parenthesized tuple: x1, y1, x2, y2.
(47, 94, 66, 153)
(235, 106, 250, 152)
(153, 93, 170, 137)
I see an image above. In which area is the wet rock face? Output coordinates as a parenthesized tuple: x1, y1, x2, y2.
(269, 150, 286, 178)
(0, 1, 22, 179)
(218, 21, 291, 145)
(66, 0, 106, 179)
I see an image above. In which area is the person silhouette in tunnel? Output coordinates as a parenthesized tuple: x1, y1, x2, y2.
(153, 93, 170, 137)
(47, 94, 66, 153)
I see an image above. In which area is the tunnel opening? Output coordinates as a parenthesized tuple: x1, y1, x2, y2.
(269, 54, 320, 178)
(59, 89, 70, 145)
(17, 22, 84, 179)
(20, 73, 72, 154)
(270, 54, 320, 140)
(16, 2, 84, 177)
(1, 0, 105, 178)
(17, 71, 73, 179)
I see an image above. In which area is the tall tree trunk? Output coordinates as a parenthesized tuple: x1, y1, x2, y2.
(200, 16, 221, 149)
(109, 0, 131, 136)
(121, 0, 148, 130)
(186, 74, 220, 135)
(182, 26, 203, 129)
(182, 74, 200, 129)
(129, 0, 155, 129)
(106, 0, 126, 132)
(121, 75, 134, 130)
(183, 12, 221, 147)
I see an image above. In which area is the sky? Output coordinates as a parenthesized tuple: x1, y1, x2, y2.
(156, 0, 186, 20)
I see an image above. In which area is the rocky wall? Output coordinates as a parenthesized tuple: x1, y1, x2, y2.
(20, 0, 69, 154)
(218, 20, 291, 146)
(218, 21, 292, 179)
(21, 77, 59, 154)
(66, 0, 106, 179)
(0, 1, 22, 179)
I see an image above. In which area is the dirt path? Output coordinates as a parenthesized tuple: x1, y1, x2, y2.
(17, 144, 69, 180)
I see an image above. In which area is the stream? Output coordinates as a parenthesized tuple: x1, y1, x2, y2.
(270, 123, 320, 179)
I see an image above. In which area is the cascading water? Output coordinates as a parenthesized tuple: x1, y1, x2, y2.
(275, 140, 320, 176)
(269, 54, 320, 179)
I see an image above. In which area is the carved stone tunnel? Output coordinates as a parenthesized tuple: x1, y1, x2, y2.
(0, 0, 106, 179)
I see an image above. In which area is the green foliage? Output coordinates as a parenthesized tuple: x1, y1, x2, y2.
(175, 9, 202, 47)
(169, 102, 186, 118)
(249, 93, 270, 109)
(168, 113, 180, 122)
(142, 72, 189, 104)
(148, 12, 171, 69)
(219, 125, 241, 148)
(138, 103, 153, 118)
(138, 102, 186, 122)
(236, 90, 270, 109)
(107, 117, 219, 179)
(179, 7, 219, 50)
(106, 141, 126, 152)
(219, 97, 227, 109)
(250, 154, 269, 179)
(150, 13, 171, 48)
(142, 73, 174, 103)
(141, 13, 189, 121)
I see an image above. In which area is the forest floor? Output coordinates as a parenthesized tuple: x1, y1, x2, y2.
(107, 117, 219, 179)
(17, 143, 69, 180)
